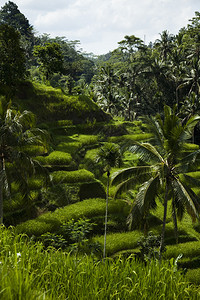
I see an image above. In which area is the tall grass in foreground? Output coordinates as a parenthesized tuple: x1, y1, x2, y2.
(0, 227, 199, 299)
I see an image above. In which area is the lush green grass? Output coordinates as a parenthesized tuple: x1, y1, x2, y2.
(108, 133, 152, 144)
(55, 141, 82, 154)
(93, 231, 142, 256)
(15, 81, 110, 124)
(54, 134, 99, 156)
(0, 226, 199, 300)
(16, 198, 129, 236)
(36, 151, 73, 165)
(51, 169, 95, 184)
(74, 134, 99, 146)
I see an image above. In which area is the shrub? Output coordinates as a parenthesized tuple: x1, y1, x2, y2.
(40, 218, 102, 256)
(135, 232, 165, 262)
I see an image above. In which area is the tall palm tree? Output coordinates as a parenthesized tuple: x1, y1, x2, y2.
(0, 104, 49, 223)
(111, 106, 200, 256)
(155, 30, 175, 62)
(96, 143, 121, 259)
(94, 64, 119, 115)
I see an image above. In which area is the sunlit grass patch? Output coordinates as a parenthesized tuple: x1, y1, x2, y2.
(93, 230, 148, 256)
(165, 241, 200, 259)
(20, 145, 47, 156)
(36, 151, 73, 165)
(51, 169, 95, 184)
(16, 198, 128, 236)
(74, 134, 99, 146)
(108, 133, 152, 144)
(84, 148, 100, 161)
(55, 141, 81, 154)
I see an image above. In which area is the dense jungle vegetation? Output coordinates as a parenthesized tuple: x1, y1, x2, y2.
(1, 1, 200, 298)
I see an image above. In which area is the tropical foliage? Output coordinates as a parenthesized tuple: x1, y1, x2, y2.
(112, 106, 200, 253)
(0, 101, 49, 223)
(1, 1, 200, 297)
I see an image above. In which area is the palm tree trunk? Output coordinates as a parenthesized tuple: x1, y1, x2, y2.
(103, 171, 110, 260)
(159, 181, 169, 260)
(172, 198, 178, 244)
(0, 157, 3, 224)
(176, 84, 179, 110)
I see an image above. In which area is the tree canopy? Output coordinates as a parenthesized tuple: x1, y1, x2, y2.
(0, 23, 26, 97)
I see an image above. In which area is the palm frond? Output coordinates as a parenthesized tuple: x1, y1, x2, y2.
(15, 110, 36, 128)
(142, 115, 164, 148)
(135, 175, 159, 213)
(178, 149, 200, 173)
(129, 142, 164, 164)
(127, 176, 159, 230)
(184, 115, 200, 137)
(171, 178, 200, 222)
(181, 173, 200, 188)
(111, 165, 152, 186)
(127, 204, 143, 230)
(114, 177, 140, 198)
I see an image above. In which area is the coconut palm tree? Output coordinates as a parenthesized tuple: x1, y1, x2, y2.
(96, 142, 121, 259)
(155, 30, 175, 62)
(111, 106, 200, 256)
(0, 103, 49, 223)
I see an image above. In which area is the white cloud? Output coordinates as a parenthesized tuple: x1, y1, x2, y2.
(2, 0, 200, 54)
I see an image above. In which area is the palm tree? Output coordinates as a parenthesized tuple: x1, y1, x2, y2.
(111, 106, 200, 256)
(96, 143, 121, 259)
(0, 103, 49, 223)
(178, 57, 200, 97)
(155, 30, 175, 62)
(94, 64, 119, 115)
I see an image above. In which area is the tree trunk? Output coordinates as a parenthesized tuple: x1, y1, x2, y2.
(172, 198, 178, 244)
(103, 170, 110, 260)
(159, 182, 169, 260)
(0, 157, 4, 224)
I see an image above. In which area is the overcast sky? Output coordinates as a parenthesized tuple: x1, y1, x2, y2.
(2, 0, 200, 55)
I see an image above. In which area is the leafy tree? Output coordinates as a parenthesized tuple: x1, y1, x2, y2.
(112, 106, 200, 255)
(0, 102, 49, 223)
(34, 35, 95, 86)
(0, 1, 34, 63)
(33, 42, 64, 81)
(0, 24, 26, 98)
(0, 1, 33, 38)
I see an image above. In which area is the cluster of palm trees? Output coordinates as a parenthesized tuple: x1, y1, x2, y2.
(92, 13, 200, 121)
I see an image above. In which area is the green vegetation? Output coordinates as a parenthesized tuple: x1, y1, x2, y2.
(2, 2, 200, 298)
(0, 226, 198, 300)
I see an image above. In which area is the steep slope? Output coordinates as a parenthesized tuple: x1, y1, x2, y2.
(14, 80, 111, 124)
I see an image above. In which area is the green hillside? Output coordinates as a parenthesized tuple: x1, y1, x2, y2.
(2, 2, 200, 297)
(14, 81, 111, 124)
